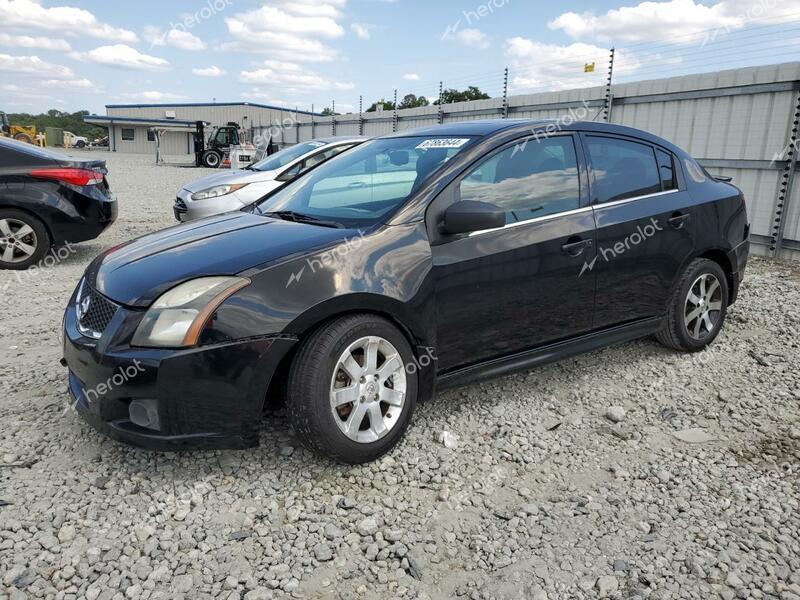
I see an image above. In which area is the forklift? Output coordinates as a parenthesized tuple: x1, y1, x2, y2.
(193, 121, 278, 168)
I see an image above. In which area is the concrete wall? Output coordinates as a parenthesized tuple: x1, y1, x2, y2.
(289, 62, 800, 259)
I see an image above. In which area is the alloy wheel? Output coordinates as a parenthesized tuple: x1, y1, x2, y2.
(329, 335, 407, 444)
(684, 273, 723, 340)
(0, 218, 38, 264)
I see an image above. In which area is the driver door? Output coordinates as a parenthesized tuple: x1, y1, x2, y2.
(429, 133, 597, 372)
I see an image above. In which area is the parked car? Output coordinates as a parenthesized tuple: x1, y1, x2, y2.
(0, 137, 117, 270)
(63, 120, 749, 462)
(174, 137, 367, 222)
(64, 131, 89, 148)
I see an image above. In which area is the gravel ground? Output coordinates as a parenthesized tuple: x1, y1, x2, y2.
(1, 151, 799, 600)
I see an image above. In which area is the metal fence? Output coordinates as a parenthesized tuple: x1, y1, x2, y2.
(274, 61, 800, 260)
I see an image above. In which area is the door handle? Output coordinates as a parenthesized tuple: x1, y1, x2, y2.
(561, 237, 593, 257)
(668, 212, 690, 229)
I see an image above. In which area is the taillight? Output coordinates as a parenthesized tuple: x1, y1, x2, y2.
(29, 168, 104, 186)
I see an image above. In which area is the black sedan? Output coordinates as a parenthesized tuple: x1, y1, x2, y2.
(0, 137, 117, 269)
(62, 120, 749, 463)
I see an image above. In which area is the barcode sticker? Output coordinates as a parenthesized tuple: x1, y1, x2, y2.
(416, 138, 470, 150)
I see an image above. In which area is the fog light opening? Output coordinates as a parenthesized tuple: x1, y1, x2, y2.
(129, 399, 161, 431)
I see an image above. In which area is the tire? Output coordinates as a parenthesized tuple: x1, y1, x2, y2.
(286, 314, 418, 464)
(0, 209, 51, 270)
(202, 150, 221, 168)
(655, 258, 729, 352)
(13, 132, 33, 144)
(76, 140, 86, 148)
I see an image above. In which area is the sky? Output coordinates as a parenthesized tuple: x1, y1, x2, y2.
(2, 0, 800, 115)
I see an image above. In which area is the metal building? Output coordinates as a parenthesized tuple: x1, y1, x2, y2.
(85, 102, 315, 155)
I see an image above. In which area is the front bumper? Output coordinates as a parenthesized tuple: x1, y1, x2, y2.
(174, 188, 245, 223)
(62, 295, 296, 450)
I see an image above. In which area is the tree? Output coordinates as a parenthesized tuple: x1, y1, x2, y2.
(365, 99, 395, 113)
(433, 86, 491, 105)
(398, 94, 429, 109)
(320, 107, 339, 116)
(7, 109, 106, 139)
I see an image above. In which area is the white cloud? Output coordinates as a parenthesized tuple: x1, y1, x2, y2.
(404, 73, 421, 81)
(351, 22, 374, 39)
(223, 0, 346, 61)
(0, 0, 137, 42)
(42, 78, 95, 89)
(119, 91, 189, 102)
(144, 26, 206, 51)
(239, 59, 353, 94)
(0, 53, 74, 78)
(444, 28, 490, 50)
(548, 0, 797, 44)
(192, 65, 226, 77)
(0, 33, 70, 51)
(71, 45, 169, 71)
(504, 38, 640, 92)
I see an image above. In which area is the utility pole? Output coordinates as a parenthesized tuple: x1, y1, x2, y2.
(393, 89, 398, 132)
(359, 95, 364, 136)
(502, 67, 509, 118)
(438, 81, 444, 124)
(772, 90, 800, 256)
(331, 100, 336, 136)
(602, 48, 615, 122)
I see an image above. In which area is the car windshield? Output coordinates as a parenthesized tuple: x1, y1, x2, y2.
(256, 136, 475, 227)
(249, 140, 330, 172)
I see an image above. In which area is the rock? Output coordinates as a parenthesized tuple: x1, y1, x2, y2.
(357, 517, 379, 537)
(726, 572, 744, 588)
(313, 543, 333, 561)
(613, 559, 630, 573)
(436, 431, 459, 449)
(789, 427, 800, 440)
(596, 575, 619, 597)
(173, 574, 193, 593)
(279, 445, 294, 457)
(244, 588, 273, 600)
(672, 428, 716, 443)
(58, 524, 76, 543)
(605, 406, 626, 423)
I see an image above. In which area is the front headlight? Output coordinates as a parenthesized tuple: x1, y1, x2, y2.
(191, 183, 248, 201)
(132, 277, 250, 348)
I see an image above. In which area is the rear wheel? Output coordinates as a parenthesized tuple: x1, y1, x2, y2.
(0, 209, 50, 270)
(202, 150, 221, 168)
(75, 140, 86, 148)
(13, 132, 33, 144)
(655, 258, 728, 352)
(286, 314, 417, 463)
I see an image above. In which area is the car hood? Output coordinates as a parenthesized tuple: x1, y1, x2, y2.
(182, 168, 279, 193)
(87, 212, 352, 307)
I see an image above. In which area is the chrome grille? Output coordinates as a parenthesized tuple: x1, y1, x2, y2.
(76, 280, 119, 339)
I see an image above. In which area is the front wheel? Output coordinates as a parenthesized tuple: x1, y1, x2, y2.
(202, 150, 221, 168)
(655, 258, 729, 352)
(286, 314, 417, 463)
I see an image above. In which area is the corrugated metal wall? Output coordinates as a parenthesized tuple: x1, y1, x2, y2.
(290, 62, 800, 258)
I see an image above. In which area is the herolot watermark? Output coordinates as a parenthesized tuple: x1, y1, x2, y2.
(442, 0, 511, 40)
(702, 0, 781, 46)
(10, 242, 78, 283)
(511, 100, 594, 157)
(286, 230, 368, 287)
(151, 0, 234, 47)
(68, 361, 146, 413)
(579, 217, 664, 277)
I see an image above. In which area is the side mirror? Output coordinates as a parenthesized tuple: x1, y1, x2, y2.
(441, 201, 506, 235)
(388, 150, 409, 166)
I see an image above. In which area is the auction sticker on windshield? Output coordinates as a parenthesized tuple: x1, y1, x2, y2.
(416, 138, 470, 150)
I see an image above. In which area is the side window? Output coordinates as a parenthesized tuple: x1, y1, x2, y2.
(302, 144, 353, 172)
(147, 130, 155, 142)
(458, 136, 581, 223)
(657, 149, 676, 191)
(121, 128, 135, 141)
(585, 136, 661, 203)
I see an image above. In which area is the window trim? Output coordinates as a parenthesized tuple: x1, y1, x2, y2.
(427, 131, 589, 244)
(276, 142, 356, 181)
(581, 133, 685, 205)
(120, 128, 135, 142)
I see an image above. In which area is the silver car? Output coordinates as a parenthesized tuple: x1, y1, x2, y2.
(174, 137, 366, 222)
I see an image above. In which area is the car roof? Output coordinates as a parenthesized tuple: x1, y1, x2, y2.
(310, 136, 370, 144)
(380, 119, 687, 156)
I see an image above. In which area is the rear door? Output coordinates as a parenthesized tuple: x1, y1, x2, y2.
(582, 133, 696, 328)
(429, 133, 597, 372)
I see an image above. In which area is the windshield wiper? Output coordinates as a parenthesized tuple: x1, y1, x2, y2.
(262, 210, 344, 229)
